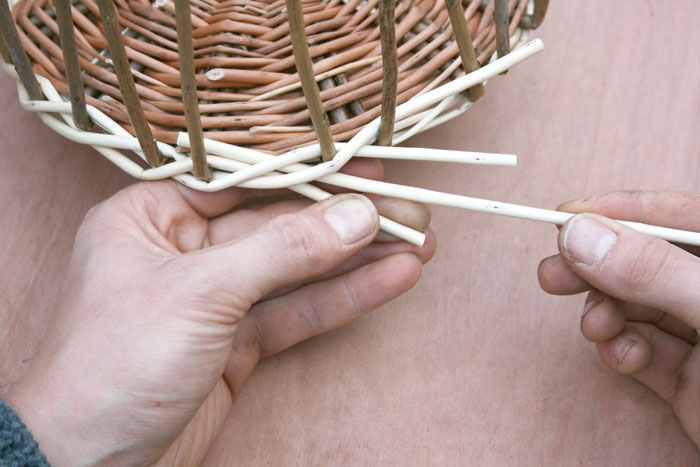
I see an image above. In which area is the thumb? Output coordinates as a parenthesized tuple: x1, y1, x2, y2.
(182, 193, 379, 310)
(558, 213, 700, 330)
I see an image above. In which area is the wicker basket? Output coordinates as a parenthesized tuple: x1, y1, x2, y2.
(0, 0, 548, 244)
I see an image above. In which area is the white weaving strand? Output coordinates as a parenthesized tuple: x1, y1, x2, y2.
(6, 28, 700, 247)
(3, 36, 542, 245)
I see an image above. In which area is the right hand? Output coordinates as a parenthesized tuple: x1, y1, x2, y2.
(538, 191, 700, 448)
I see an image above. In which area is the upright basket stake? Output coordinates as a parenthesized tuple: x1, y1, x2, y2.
(286, 0, 336, 162)
(494, 0, 510, 61)
(445, 0, 484, 102)
(174, 0, 211, 181)
(377, 0, 397, 147)
(0, 0, 42, 99)
(0, 28, 11, 63)
(520, 0, 549, 29)
(97, 0, 163, 167)
(54, 0, 91, 130)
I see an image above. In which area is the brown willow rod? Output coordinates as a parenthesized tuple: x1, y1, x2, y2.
(0, 27, 11, 63)
(445, 0, 484, 102)
(286, 0, 336, 162)
(175, 0, 211, 181)
(520, 0, 549, 29)
(97, 0, 163, 167)
(54, 0, 91, 130)
(376, 0, 397, 146)
(0, 0, 42, 99)
(494, 0, 510, 64)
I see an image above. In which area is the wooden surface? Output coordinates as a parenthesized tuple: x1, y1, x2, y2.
(1, 1, 700, 464)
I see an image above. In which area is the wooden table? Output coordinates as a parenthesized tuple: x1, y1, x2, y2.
(1, 1, 699, 464)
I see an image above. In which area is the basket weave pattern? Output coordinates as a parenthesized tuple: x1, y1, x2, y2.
(12, 0, 530, 153)
(0, 0, 547, 244)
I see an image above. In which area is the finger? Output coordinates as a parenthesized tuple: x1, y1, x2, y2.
(175, 183, 271, 219)
(314, 158, 432, 240)
(155, 378, 232, 467)
(255, 252, 422, 357)
(617, 302, 698, 344)
(118, 158, 384, 229)
(655, 313, 700, 345)
(178, 194, 380, 312)
(337, 157, 384, 180)
(596, 323, 691, 403)
(208, 195, 432, 246)
(103, 180, 308, 254)
(178, 158, 383, 217)
(224, 252, 423, 392)
(675, 346, 700, 445)
(208, 198, 313, 245)
(94, 180, 227, 253)
(315, 158, 385, 194)
(263, 228, 437, 300)
(558, 214, 700, 330)
(559, 191, 700, 257)
(367, 195, 431, 241)
(580, 290, 698, 344)
(558, 191, 700, 231)
(580, 291, 625, 342)
(538, 254, 590, 295)
(176, 183, 306, 219)
(209, 197, 434, 303)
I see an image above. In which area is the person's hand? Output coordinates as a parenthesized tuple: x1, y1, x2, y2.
(538, 191, 700, 447)
(6, 159, 436, 466)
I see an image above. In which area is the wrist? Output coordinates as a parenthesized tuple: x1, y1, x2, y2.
(6, 368, 124, 466)
(7, 374, 80, 466)
(0, 396, 48, 466)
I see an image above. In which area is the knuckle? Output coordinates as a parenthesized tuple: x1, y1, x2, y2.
(75, 200, 113, 245)
(342, 276, 365, 316)
(674, 350, 700, 441)
(81, 197, 113, 227)
(165, 255, 249, 320)
(253, 318, 267, 355)
(268, 214, 327, 270)
(621, 237, 674, 291)
(83, 203, 103, 223)
(298, 298, 325, 337)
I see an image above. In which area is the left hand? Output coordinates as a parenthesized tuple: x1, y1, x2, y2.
(6, 159, 436, 466)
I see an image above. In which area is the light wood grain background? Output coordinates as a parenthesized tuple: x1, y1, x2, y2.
(1, 1, 699, 464)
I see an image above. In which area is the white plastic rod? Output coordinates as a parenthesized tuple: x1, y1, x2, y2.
(181, 135, 700, 248)
(200, 157, 427, 246)
(348, 144, 517, 166)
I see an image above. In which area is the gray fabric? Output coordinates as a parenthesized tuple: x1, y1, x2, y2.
(0, 398, 49, 466)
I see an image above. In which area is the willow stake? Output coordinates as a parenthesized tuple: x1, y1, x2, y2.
(54, 0, 91, 130)
(0, 0, 42, 99)
(174, 0, 211, 181)
(494, 0, 510, 60)
(377, 0, 397, 146)
(97, 0, 163, 167)
(286, 0, 336, 162)
(445, 0, 484, 102)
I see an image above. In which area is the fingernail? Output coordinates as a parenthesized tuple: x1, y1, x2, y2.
(613, 336, 637, 364)
(324, 195, 376, 245)
(563, 215, 617, 265)
(582, 294, 603, 317)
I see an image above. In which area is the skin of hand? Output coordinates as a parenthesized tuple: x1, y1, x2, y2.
(538, 190, 700, 448)
(4, 159, 437, 466)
